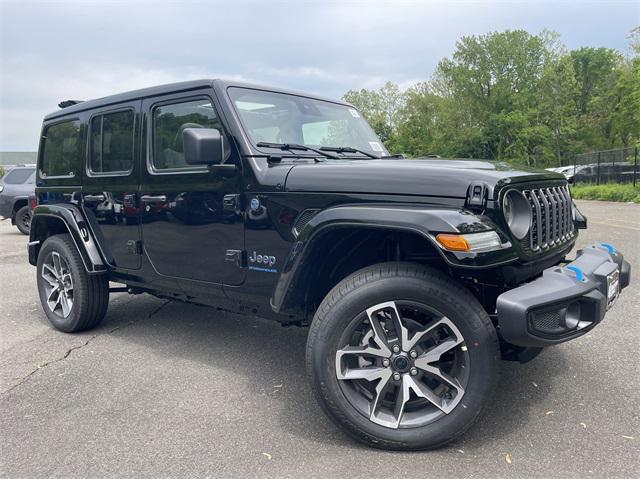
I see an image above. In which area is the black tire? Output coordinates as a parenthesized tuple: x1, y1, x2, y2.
(15, 205, 31, 235)
(306, 262, 500, 450)
(36, 234, 109, 333)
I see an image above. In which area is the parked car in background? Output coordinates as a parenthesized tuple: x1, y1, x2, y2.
(545, 165, 589, 184)
(0, 165, 36, 234)
(573, 162, 637, 184)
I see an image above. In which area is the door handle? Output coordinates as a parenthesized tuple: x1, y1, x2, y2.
(140, 195, 167, 203)
(84, 194, 106, 202)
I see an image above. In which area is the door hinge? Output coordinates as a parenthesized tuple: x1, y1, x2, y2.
(127, 240, 144, 255)
(225, 249, 246, 267)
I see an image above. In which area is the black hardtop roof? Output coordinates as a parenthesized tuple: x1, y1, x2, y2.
(44, 79, 352, 121)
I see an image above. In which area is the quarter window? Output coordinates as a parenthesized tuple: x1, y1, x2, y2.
(152, 99, 224, 170)
(41, 120, 82, 177)
(90, 110, 135, 174)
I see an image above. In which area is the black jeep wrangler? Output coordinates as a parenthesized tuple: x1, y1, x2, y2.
(29, 80, 630, 450)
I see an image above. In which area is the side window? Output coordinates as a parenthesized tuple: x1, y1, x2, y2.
(90, 110, 135, 174)
(2, 168, 35, 184)
(152, 99, 225, 171)
(41, 120, 82, 177)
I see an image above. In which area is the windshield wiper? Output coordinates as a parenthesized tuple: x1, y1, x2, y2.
(256, 142, 339, 159)
(319, 146, 379, 159)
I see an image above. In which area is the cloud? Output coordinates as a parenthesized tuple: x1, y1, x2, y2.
(1, 0, 638, 150)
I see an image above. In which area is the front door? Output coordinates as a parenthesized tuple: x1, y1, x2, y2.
(82, 101, 142, 270)
(139, 92, 245, 285)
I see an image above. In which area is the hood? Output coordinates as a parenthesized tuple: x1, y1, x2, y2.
(284, 158, 565, 199)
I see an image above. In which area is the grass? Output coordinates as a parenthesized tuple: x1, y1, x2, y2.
(571, 183, 640, 203)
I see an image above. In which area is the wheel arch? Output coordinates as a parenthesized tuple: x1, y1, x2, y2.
(29, 204, 107, 273)
(273, 203, 496, 315)
(10, 198, 29, 223)
(273, 225, 449, 316)
(12, 197, 28, 214)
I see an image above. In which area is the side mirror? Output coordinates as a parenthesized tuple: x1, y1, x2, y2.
(183, 128, 223, 165)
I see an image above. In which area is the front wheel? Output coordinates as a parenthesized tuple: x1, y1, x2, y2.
(306, 262, 500, 450)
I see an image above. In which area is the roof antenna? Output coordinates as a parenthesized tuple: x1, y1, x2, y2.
(58, 100, 84, 109)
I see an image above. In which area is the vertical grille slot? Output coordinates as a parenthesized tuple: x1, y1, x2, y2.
(522, 185, 573, 253)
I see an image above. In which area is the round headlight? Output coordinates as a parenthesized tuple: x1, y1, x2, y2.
(502, 190, 531, 240)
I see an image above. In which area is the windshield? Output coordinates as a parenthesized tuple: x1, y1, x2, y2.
(228, 87, 389, 157)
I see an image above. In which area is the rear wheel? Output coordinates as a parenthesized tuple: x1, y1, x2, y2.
(15, 205, 31, 235)
(306, 262, 500, 450)
(37, 234, 109, 332)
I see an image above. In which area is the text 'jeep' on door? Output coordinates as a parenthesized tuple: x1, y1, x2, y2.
(29, 80, 631, 450)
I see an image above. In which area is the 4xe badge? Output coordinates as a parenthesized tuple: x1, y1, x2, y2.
(248, 251, 277, 273)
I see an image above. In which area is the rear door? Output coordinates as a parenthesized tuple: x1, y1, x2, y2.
(138, 91, 245, 285)
(81, 101, 142, 270)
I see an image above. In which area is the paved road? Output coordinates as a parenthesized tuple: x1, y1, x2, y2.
(1, 200, 638, 478)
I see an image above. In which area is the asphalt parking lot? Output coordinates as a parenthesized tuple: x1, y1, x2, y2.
(1, 200, 638, 478)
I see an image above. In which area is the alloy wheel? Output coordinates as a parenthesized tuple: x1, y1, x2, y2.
(335, 300, 469, 429)
(40, 251, 74, 318)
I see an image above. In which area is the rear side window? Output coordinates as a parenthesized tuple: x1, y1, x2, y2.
(41, 120, 82, 177)
(152, 99, 224, 171)
(90, 110, 135, 174)
(2, 168, 35, 184)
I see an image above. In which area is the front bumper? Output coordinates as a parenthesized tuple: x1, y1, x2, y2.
(497, 243, 631, 347)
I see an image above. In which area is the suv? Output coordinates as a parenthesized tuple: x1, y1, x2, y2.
(0, 164, 36, 234)
(28, 80, 630, 450)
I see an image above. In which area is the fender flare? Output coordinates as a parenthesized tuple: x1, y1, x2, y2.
(272, 204, 516, 312)
(28, 204, 107, 273)
(9, 195, 30, 219)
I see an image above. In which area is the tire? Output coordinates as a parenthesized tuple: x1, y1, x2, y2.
(36, 234, 109, 332)
(15, 205, 31, 235)
(306, 262, 500, 450)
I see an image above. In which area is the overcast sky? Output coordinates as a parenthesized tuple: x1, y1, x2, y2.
(1, 0, 638, 151)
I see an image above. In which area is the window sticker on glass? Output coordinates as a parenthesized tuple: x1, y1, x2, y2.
(349, 108, 360, 118)
(369, 141, 383, 152)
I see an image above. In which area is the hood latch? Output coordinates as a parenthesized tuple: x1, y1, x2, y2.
(466, 182, 488, 210)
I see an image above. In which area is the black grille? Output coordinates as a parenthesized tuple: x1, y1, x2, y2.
(529, 309, 563, 334)
(293, 209, 319, 237)
(522, 186, 574, 253)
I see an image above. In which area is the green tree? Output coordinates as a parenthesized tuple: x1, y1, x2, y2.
(608, 28, 640, 148)
(538, 55, 579, 164)
(434, 30, 551, 165)
(342, 28, 639, 165)
(343, 81, 404, 144)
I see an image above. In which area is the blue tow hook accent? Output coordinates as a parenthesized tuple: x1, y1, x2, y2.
(565, 265, 585, 282)
(600, 243, 616, 254)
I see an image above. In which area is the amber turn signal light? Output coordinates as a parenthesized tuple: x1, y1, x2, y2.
(436, 234, 471, 251)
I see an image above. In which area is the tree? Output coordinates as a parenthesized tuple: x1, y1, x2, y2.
(608, 28, 640, 148)
(343, 82, 404, 144)
(539, 55, 579, 164)
(342, 28, 639, 165)
(434, 30, 551, 164)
